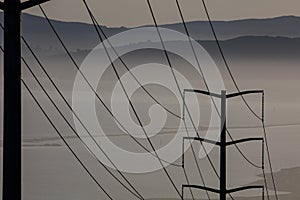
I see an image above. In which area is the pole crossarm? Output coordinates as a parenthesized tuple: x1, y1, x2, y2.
(0, 0, 50, 11)
(227, 185, 264, 194)
(0, 0, 51, 11)
(226, 137, 263, 146)
(21, 0, 50, 10)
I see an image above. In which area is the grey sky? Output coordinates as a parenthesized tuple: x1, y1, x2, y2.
(25, 0, 300, 27)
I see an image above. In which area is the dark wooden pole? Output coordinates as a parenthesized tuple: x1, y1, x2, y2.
(2, 1, 22, 200)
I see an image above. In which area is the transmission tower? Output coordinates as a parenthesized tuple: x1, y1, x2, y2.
(182, 90, 265, 200)
(0, 1, 50, 200)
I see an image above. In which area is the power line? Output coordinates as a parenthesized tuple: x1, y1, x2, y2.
(201, 0, 261, 121)
(147, 0, 220, 181)
(21, 56, 144, 200)
(77, 2, 182, 197)
(82, 1, 222, 199)
(37, 5, 182, 168)
(81, 5, 199, 199)
(21, 79, 114, 200)
(38, 4, 185, 198)
(80, 8, 198, 197)
(81, 0, 182, 120)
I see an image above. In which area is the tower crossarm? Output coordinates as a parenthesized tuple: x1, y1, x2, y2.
(182, 185, 220, 194)
(226, 185, 264, 194)
(226, 137, 263, 146)
(226, 90, 263, 99)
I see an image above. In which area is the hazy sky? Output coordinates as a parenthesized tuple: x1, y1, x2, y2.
(25, 0, 300, 27)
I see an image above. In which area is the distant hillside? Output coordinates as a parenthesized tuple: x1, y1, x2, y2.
(161, 15, 300, 40)
(199, 36, 300, 61)
(0, 13, 300, 52)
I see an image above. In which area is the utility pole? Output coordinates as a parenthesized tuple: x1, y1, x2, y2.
(182, 89, 265, 200)
(0, 1, 50, 200)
